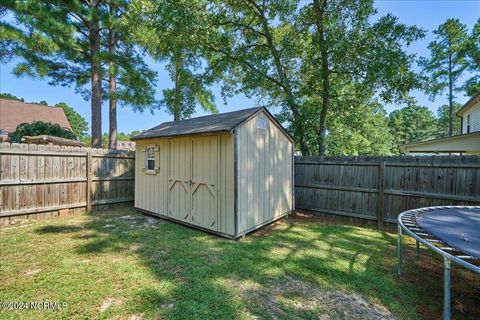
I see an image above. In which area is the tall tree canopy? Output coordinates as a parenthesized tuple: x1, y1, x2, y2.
(420, 19, 469, 136)
(388, 102, 437, 153)
(3, 0, 156, 148)
(203, 0, 424, 155)
(463, 19, 480, 96)
(125, 0, 218, 121)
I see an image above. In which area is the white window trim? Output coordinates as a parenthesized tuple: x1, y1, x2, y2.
(143, 144, 160, 174)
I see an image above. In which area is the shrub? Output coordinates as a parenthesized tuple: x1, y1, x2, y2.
(8, 121, 77, 143)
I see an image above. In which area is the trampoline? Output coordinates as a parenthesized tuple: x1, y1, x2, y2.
(397, 206, 480, 320)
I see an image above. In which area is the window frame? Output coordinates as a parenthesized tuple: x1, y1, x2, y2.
(256, 117, 268, 130)
(144, 144, 159, 175)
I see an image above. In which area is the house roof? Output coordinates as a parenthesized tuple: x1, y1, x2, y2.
(132, 107, 293, 141)
(0, 99, 72, 133)
(457, 91, 480, 116)
(400, 131, 480, 153)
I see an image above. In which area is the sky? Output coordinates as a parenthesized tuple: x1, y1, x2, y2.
(0, 0, 479, 135)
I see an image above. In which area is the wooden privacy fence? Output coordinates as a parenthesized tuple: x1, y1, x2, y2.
(0, 142, 135, 223)
(295, 156, 480, 226)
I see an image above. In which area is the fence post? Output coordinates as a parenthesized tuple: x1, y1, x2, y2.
(86, 151, 92, 212)
(377, 161, 386, 227)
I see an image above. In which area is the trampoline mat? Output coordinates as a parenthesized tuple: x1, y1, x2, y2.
(416, 208, 480, 258)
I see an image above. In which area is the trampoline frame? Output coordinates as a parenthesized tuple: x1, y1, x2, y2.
(397, 206, 480, 320)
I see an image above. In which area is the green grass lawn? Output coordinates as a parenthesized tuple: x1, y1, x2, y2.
(0, 208, 478, 320)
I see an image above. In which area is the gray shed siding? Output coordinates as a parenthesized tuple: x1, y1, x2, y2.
(236, 110, 293, 235)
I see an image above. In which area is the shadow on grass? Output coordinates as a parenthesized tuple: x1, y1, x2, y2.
(35, 225, 83, 234)
(63, 209, 478, 320)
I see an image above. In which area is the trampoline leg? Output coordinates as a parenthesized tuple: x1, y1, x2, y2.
(397, 225, 402, 276)
(415, 240, 420, 257)
(443, 257, 451, 320)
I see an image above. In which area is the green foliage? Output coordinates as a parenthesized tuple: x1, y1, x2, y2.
(32, 100, 48, 105)
(388, 102, 437, 153)
(420, 19, 469, 98)
(463, 19, 480, 96)
(436, 103, 462, 137)
(0, 93, 24, 101)
(420, 19, 469, 136)
(326, 101, 393, 156)
(54, 102, 88, 139)
(5, 0, 157, 147)
(202, 0, 424, 155)
(125, 0, 217, 120)
(8, 121, 77, 143)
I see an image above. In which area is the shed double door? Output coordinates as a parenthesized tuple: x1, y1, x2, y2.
(168, 136, 218, 231)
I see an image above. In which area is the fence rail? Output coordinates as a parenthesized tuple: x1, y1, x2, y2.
(0, 142, 135, 223)
(295, 156, 480, 226)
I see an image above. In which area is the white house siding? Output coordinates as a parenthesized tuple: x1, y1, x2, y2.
(236, 110, 293, 235)
(462, 100, 480, 134)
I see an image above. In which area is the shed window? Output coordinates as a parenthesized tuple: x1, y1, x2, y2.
(145, 146, 158, 173)
(256, 117, 267, 130)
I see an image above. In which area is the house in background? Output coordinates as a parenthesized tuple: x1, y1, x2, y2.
(401, 92, 480, 155)
(117, 140, 136, 150)
(0, 99, 72, 142)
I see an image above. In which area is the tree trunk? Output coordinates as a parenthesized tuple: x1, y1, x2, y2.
(448, 53, 453, 136)
(108, 6, 117, 149)
(254, 3, 309, 155)
(90, 5, 102, 148)
(173, 49, 183, 121)
(313, 0, 330, 156)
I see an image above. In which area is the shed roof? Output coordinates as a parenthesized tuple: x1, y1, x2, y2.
(132, 107, 292, 141)
(0, 99, 72, 133)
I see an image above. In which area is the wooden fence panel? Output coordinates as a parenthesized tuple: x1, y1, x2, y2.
(0, 142, 135, 221)
(295, 156, 480, 224)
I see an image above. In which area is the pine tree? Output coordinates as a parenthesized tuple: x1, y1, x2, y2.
(420, 19, 469, 136)
(5, 1, 156, 148)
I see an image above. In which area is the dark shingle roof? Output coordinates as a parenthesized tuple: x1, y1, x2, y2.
(132, 107, 263, 140)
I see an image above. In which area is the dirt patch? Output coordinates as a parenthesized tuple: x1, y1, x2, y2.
(114, 215, 165, 229)
(99, 297, 123, 312)
(239, 276, 396, 320)
(24, 268, 41, 276)
(129, 244, 142, 252)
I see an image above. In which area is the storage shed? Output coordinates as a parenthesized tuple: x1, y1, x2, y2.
(132, 107, 294, 238)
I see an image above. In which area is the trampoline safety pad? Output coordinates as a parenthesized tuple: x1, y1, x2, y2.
(416, 208, 480, 259)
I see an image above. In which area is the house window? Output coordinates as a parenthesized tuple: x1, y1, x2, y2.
(466, 114, 471, 133)
(256, 117, 267, 130)
(145, 146, 158, 173)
